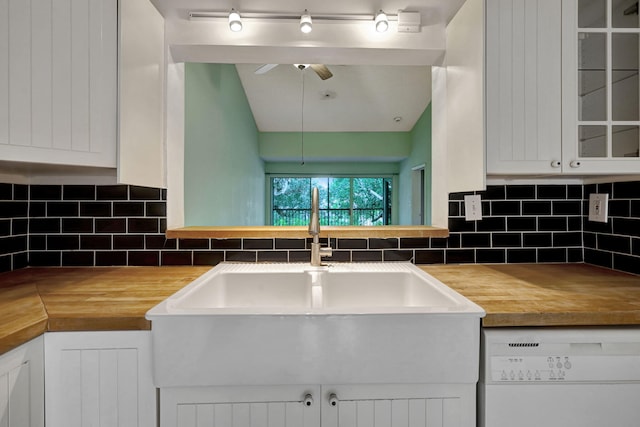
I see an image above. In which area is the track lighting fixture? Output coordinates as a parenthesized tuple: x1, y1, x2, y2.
(189, 9, 415, 34)
(375, 10, 389, 32)
(300, 10, 312, 33)
(228, 8, 242, 32)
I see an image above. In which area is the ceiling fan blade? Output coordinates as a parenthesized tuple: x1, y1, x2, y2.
(310, 64, 333, 80)
(255, 64, 279, 75)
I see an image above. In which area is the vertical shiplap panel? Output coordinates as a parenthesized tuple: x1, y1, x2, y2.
(52, 0, 72, 150)
(498, 0, 514, 161)
(337, 400, 357, 427)
(232, 403, 251, 427)
(524, 0, 540, 161)
(80, 350, 100, 427)
(6, 364, 30, 427)
(267, 402, 286, 427)
(0, 0, 10, 146)
(284, 401, 306, 427)
(60, 350, 82, 427)
(356, 400, 375, 427)
(511, 0, 526, 161)
(374, 400, 392, 427)
(196, 404, 214, 427)
(426, 399, 443, 427)
(177, 405, 197, 426)
(31, 0, 52, 149)
(117, 349, 139, 427)
(538, 0, 562, 161)
(0, 371, 8, 427)
(485, 0, 502, 164)
(98, 349, 119, 427)
(442, 399, 460, 427)
(88, 0, 103, 154)
(408, 399, 426, 427)
(8, 0, 32, 147)
(70, 0, 89, 152)
(391, 399, 409, 427)
(89, 0, 117, 159)
(250, 402, 268, 427)
(214, 403, 232, 426)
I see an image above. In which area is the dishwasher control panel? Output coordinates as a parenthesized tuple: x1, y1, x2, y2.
(490, 355, 640, 383)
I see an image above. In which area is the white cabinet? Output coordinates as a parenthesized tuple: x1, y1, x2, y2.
(561, 0, 640, 173)
(0, 0, 117, 168)
(44, 331, 156, 427)
(485, 0, 563, 174)
(0, 336, 44, 427)
(160, 384, 475, 427)
(486, 0, 640, 175)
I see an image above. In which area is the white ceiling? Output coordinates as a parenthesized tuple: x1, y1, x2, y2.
(150, 0, 463, 132)
(235, 64, 431, 132)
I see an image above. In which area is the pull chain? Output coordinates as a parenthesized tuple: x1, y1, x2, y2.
(301, 70, 305, 165)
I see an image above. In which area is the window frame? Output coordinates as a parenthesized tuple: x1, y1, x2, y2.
(266, 174, 398, 226)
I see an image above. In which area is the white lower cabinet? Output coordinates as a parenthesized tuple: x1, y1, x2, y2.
(44, 331, 156, 427)
(160, 384, 475, 427)
(0, 336, 44, 427)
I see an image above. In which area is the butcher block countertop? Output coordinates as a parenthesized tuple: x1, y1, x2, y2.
(1, 263, 640, 354)
(0, 266, 209, 354)
(421, 263, 640, 327)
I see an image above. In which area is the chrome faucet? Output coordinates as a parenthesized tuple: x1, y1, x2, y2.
(309, 187, 332, 266)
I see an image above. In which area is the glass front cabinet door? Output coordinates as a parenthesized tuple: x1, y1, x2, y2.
(563, 0, 640, 173)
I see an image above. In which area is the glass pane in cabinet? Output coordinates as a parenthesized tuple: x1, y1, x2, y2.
(612, 33, 640, 120)
(612, 0, 639, 27)
(612, 125, 640, 157)
(578, 33, 607, 121)
(579, 125, 608, 157)
(579, 0, 607, 27)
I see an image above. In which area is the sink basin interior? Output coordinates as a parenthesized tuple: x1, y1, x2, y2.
(158, 262, 482, 314)
(170, 271, 313, 309)
(321, 271, 458, 308)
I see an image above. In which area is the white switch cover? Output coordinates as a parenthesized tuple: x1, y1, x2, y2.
(588, 193, 609, 223)
(464, 194, 482, 221)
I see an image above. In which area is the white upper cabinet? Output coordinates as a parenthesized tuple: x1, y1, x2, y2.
(562, 0, 640, 173)
(118, 0, 166, 189)
(485, 0, 563, 174)
(0, 0, 117, 168)
(487, 0, 640, 175)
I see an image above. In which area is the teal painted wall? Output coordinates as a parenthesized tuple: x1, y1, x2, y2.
(265, 162, 399, 175)
(259, 132, 411, 162)
(399, 104, 432, 225)
(184, 63, 265, 225)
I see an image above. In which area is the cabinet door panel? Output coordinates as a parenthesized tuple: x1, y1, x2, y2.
(160, 386, 320, 427)
(0, 337, 44, 427)
(486, 0, 563, 174)
(45, 331, 155, 427)
(0, 0, 117, 167)
(323, 384, 475, 427)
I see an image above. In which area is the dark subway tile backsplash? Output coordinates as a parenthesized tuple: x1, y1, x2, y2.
(0, 181, 638, 275)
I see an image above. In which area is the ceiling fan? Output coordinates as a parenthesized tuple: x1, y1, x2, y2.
(254, 63, 333, 80)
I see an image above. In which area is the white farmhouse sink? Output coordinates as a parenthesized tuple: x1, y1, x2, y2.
(147, 262, 485, 387)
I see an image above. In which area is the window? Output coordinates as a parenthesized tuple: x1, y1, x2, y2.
(271, 177, 393, 226)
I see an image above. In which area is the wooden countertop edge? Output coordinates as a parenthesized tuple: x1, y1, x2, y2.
(0, 318, 48, 355)
(166, 225, 450, 239)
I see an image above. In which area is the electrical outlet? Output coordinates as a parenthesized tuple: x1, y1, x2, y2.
(464, 194, 482, 221)
(588, 193, 609, 223)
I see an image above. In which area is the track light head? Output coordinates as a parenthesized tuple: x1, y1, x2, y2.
(228, 8, 242, 32)
(375, 10, 389, 32)
(300, 10, 312, 33)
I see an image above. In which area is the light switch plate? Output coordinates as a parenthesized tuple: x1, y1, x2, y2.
(464, 194, 482, 221)
(588, 193, 609, 223)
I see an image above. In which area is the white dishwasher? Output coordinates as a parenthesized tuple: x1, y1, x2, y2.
(479, 328, 640, 427)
